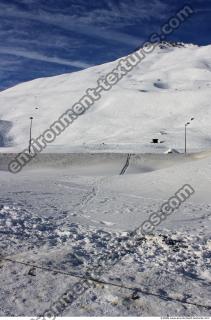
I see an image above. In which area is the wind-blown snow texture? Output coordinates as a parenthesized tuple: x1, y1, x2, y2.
(0, 43, 211, 317)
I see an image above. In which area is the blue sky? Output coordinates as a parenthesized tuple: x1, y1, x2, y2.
(0, 0, 210, 90)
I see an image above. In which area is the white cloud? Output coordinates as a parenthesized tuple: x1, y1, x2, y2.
(0, 3, 144, 46)
(0, 1, 172, 48)
(0, 47, 91, 68)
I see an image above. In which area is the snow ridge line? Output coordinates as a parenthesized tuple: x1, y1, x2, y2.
(1, 257, 211, 311)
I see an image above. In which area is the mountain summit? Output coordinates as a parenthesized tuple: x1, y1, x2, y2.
(156, 41, 198, 49)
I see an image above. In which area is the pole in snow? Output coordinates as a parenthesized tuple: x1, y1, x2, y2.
(184, 117, 194, 154)
(29, 116, 34, 154)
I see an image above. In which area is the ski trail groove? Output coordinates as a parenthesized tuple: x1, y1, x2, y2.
(120, 154, 131, 175)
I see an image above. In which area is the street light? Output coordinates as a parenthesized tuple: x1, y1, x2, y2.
(29, 116, 34, 154)
(185, 117, 194, 154)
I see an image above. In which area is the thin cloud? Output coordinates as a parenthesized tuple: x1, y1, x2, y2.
(0, 47, 91, 69)
(0, 3, 144, 47)
(0, 1, 171, 47)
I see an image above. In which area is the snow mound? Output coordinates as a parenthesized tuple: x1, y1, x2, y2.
(164, 148, 180, 154)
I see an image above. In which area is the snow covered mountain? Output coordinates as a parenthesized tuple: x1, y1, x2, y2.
(0, 42, 211, 152)
(1, 42, 211, 317)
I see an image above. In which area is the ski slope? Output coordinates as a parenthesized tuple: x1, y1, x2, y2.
(0, 42, 211, 152)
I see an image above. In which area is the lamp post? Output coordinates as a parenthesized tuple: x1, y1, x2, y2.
(185, 117, 194, 154)
(29, 116, 34, 154)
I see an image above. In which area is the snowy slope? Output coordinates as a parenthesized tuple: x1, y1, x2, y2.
(0, 42, 211, 152)
(0, 152, 211, 316)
